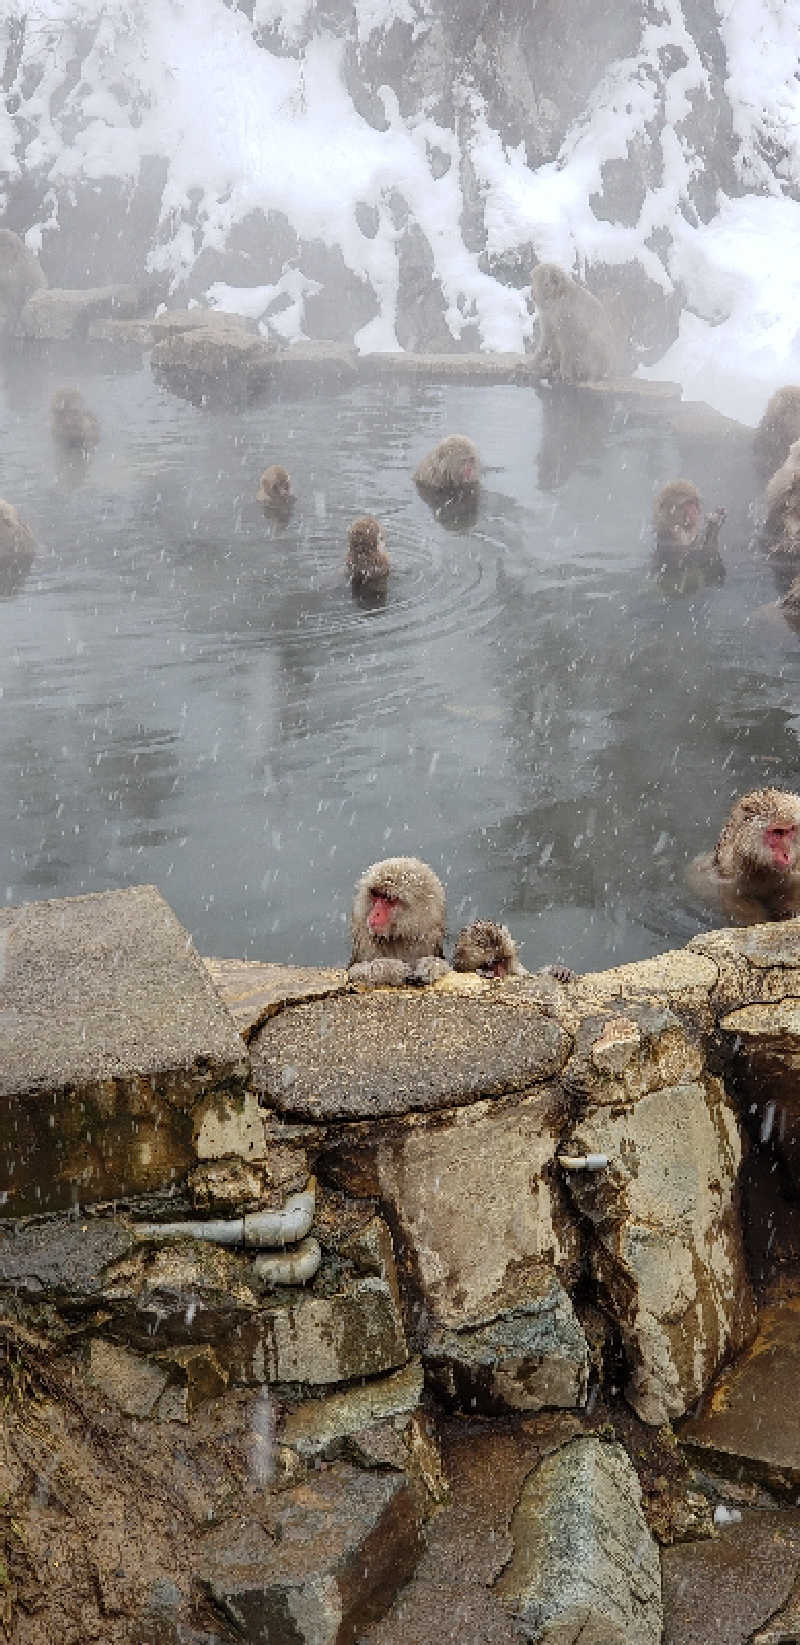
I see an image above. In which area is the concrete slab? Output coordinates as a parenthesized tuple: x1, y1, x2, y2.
(680, 1296, 800, 1493)
(202, 956, 345, 1039)
(251, 990, 570, 1120)
(0, 885, 250, 1214)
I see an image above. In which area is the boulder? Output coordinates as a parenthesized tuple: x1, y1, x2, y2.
(423, 1267, 589, 1414)
(661, 1510, 800, 1645)
(232, 1273, 409, 1388)
(0, 228, 46, 332)
(203, 954, 346, 1040)
(151, 320, 275, 405)
(495, 1436, 662, 1644)
(15, 283, 155, 339)
(680, 1295, 800, 1496)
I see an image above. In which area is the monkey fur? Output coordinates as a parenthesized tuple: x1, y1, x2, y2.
(452, 920, 526, 979)
(414, 435, 479, 496)
(530, 263, 617, 385)
(763, 439, 800, 561)
(50, 388, 100, 452)
(754, 387, 800, 478)
(652, 479, 726, 571)
(346, 515, 390, 589)
(348, 856, 449, 987)
(688, 787, 800, 922)
(257, 464, 293, 509)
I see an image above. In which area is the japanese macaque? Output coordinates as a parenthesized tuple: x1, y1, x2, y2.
(0, 498, 37, 597)
(762, 439, 800, 561)
(452, 920, 526, 978)
(346, 515, 390, 590)
(652, 480, 725, 563)
(530, 263, 617, 385)
(414, 435, 479, 496)
(754, 387, 800, 478)
(348, 856, 450, 988)
(50, 388, 100, 452)
(780, 575, 800, 628)
(688, 788, 800, 923)
(257, 464, 294, 511)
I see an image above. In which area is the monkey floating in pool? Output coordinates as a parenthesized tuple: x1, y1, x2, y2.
(688, 788, 800, 923)
(348, 856, 450, 988)
(50, 388, 100, 453)
(257, 464, 294, 514)
(761, 439, 800, 564)
(346, 516, 390, 593)
(414, 435, 480, 530)
(754, 386, 800, 478)
(651, 480, 726, 592)
(529, 263, 617, 385)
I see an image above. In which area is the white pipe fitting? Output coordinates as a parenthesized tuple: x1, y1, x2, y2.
(253, 1236, 322, 1286)
(557, 1154, 609, 1172)
(137, 1178, 316, 1248)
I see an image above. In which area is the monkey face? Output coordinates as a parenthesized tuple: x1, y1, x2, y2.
(762, 821, 798, 871)
(367, 888, 401, 936)
(717, 789, 800, 878)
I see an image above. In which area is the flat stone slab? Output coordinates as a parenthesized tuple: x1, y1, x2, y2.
(680, 1297, 800, 1492)
(197, 1464, 423, 1643)
(691, 919, 800, 970)
(251, 991, 570, 1120)
(0, 885, 249, 1214)
(202, 956, 345, 1039)
(662, 1510, 800, 1645)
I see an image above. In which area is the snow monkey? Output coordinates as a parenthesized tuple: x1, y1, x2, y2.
(346, 515, 390, 590)
(414, 435, 479, 497)
(452, 920, 526, 979)
(780, 575, 800, 628)
(50, 388, 100, 452)
(652, 480, 726, 566)
(0, 498, 37, 597)
(688, 788, 800, 923)
(754, 387, 800, 478)
(529, 262, 617, 385)
(348, 856, 450, 988)
(763, 439, 800, 561)
(257, 464, 294, 510)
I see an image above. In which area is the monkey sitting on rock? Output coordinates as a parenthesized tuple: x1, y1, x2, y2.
(348, 856, 450, 988)
(50, 388, 100, 453)
(452, 920, 526, 978)
(529, 263, 617, 385)
(688, 788, 800, 923)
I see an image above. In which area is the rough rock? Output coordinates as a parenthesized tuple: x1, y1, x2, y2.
(424, 1267, 589, 1414)
(0, 228, 46, 332)
(151, 320, 275, 405)
(87, 315, 156, 347)
(15, 283, 154, 339)
(680, 1295, 800, 1495)
(495, 1436, 662, 1644)
(197, 1464, 423, 1644)
(203, 954, 346, 1039)
(271, 340, 359, 386)
(251, 989, 570, 1120)
(320, 1083, 580, 1326)
(661, 1510, 800, 1645)
(281, 1362, 424, 1457)
(564, 1074, 755, 1424)
(559, 998, 706, 1105)
(233, 1274, 409, 1388)
(87, 1338, 171, 1418)
(0, 885, 250, 1215)
(150, 306, 253, 337)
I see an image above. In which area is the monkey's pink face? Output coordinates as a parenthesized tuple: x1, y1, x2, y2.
(461, 459, 476, 484)
(480, 957, 508, 978)
(763, 822, 797, 871)
(367, 889, 400, 934)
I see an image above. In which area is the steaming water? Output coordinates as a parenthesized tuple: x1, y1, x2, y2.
(0, 349, 796, 974)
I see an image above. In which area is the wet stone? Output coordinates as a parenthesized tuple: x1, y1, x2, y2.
(281, 1362, 424, 1457)
(87, 1338, 170, 1418)
(251, 991, 570, 1120)
(0, 1215, 136, 1299)
(237, 1275, 409, 1388)
(197, 1464, 423, 1645)
(662, 1509, 800, 1645)
(15, 283, 152, 339)
(424, 1269, 589, 1414)
(202, 955, 346, 1040)
(0, 885, 250, 1215)
(680, 1295, 800, 1494)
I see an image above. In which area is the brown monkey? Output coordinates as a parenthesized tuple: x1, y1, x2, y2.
(688, 788, 800, 922)
(0, 498, 37, 596)
(0, 229, 46, 333)
(780, 575, 800, 628)
(414, 435, 479, 496)
(348, 856, 449, 987)
(257, 464, 294, 510)
(530, 263, 617, 384)
(452, 920, 526, 978)
(346, 515, 390, 590)
(754, 387, 800, 477)
(50, 388, 100, 452)
(763, 438, 800, 561)
(652, 480, 726, 568)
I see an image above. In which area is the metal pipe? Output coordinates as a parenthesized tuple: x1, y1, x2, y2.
(136, 1178, 316, 1248)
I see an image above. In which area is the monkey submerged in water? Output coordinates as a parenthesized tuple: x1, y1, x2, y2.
(652, 480, 725, 592)
(348, 856, 450, 988)
(414, 435, 479, 497)
(762, 439, 800, 563)
(346, 515, 390, 591)
(50, 388, 100, 452)
(257, 464, 294, 512)
(529, 263, 617, 385)
(780, 575, 800, 629)
(688, 788, 800, 923)
(0, 498, 37, 596)
(754, 387, 800, 478)
(452, 920, 526, 978)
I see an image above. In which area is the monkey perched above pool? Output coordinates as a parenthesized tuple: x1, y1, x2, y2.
(688, 788, 800, 923)
(348, 856, 450, 988)
(529, 262, 617, 385)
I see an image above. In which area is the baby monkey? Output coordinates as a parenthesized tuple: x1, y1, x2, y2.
(653, 480, 725, 565)
(346, 515, 390, 590)
(452, 920, 525, 978)
(50, 387, 100, 452)
(257, 464, 294, 511)
(688, 787, 800, 923)
(348, 856, 449, 988)
(414, 435, 479, 497)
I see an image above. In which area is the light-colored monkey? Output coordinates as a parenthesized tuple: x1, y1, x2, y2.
(346, 515, 390, 590)
(780, 575, 800, 627)
(50, 388, 100, 452)
(0, 499, 37, 596)
(530, 263, 617, 384)
(257, 464, 294, 510)
(754, 387, 800, 478)
(452, 920, 526, 978)
(348, 856, 449, 987)
(414, 435, 479, 496)
(763, 438, 800, 561)
(688, 788, 800, 922)
(652, 480, 726, 565)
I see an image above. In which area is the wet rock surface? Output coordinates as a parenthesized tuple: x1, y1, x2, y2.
(495, 1436, 663, 1644)
(662, 1510, 800, 1645)
(251, 989, 570, 1119)
(680, 1293, 800, 1494)
(423, 1268, 589, 1414)
(151, 319, 275, 404)
(203, 954, 346, 1039)
(15, 283, 155, 338)
(0, 885, 249, 1215)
